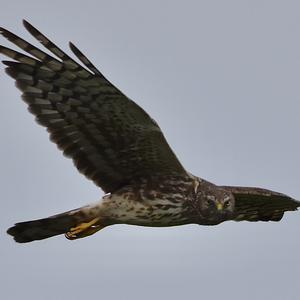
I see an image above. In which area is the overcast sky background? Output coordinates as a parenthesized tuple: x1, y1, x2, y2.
(1, 1, 300, 299)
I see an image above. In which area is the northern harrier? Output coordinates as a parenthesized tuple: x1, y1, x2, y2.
(1, 21, 299, 243)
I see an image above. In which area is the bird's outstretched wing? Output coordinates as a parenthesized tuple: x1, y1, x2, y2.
(0, 20, 186, 193)
(221, 186, 300, 222)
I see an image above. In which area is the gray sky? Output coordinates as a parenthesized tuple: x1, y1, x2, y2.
(1, 1, 300, 299)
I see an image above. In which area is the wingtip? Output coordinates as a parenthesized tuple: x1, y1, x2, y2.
(69, 41, 83, 57)
(69, 41, 78, 52)
(0, 26, 19, 41)
(22, 19, 30, 28)
(22, 19, 38, 35)
(2, 60, 16, 66)
(0, 27, 9, 36)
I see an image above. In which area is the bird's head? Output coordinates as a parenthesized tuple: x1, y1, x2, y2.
(194, 181, 235, 224)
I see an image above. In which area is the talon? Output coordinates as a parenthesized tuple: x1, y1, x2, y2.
(66, 217, 103, 240)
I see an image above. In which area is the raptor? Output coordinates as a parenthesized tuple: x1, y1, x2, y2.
(1, 21, 299, 243)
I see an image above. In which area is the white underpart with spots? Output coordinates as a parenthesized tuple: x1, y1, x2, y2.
(94, 193, 187, 227)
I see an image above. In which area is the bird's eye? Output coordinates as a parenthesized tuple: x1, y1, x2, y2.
(224, 201, 230, 208)
(206, 199, 214, 206)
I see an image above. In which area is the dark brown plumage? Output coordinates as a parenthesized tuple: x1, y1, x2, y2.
(1, 21, 299, 243)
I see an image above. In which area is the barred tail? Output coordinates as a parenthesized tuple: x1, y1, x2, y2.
(7, 205, 103, 243)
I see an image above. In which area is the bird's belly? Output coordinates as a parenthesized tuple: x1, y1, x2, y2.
(101, 194, 189, 227)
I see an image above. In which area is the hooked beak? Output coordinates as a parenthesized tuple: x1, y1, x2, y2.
(216, 203, 223, 211)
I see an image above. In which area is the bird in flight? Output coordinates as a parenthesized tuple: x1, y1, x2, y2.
(1, 21, 299, 243)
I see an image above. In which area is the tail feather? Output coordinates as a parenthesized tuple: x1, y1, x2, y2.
(7, 206, 101, 243)
(7, 212, 77, 243)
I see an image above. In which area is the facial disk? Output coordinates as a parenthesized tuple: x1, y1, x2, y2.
(197, 186, 235, 224)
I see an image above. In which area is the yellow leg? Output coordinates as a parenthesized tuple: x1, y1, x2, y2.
(65, 217, 104, 240)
